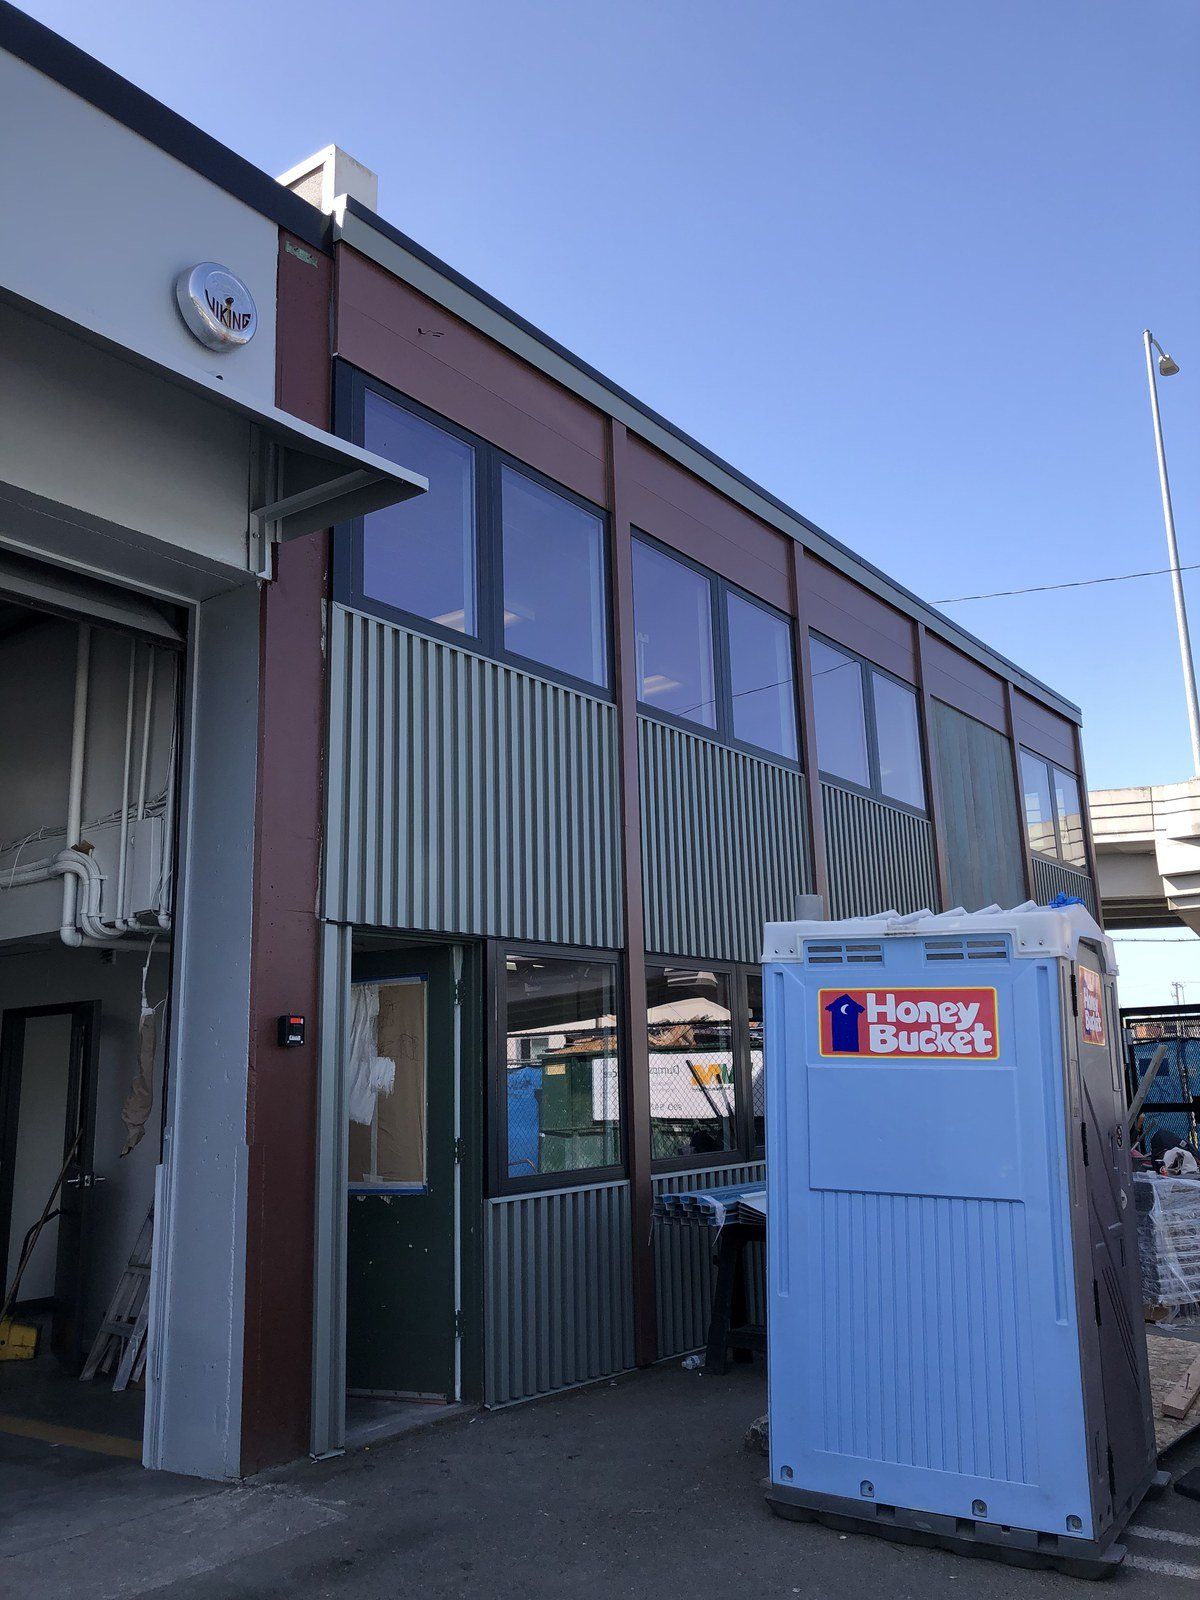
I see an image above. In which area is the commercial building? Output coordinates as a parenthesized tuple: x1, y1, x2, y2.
(0, 4, 1101, 1480)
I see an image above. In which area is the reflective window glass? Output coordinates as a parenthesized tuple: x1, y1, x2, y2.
(1054, 768, 1087, 868)
(1021, 751, 1058, 858)
(501, 468, 608, 687)
(872, 674, 925, 808)
(361, 394, 476, 634)
(727, 593, 798, 760)
(504, 954, 620, 1179)
(646, 966, 737, 1161)
(809, 638, 870, 787)
(347, 979, 427, 1189)
(747, 972, 764, 1150)
(632, 541, 717, 728)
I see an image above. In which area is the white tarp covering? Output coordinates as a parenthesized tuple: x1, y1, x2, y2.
(347, 982, 395, 1127)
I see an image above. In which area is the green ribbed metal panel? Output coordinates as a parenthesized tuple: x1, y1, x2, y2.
(653, 1161, 766, 1358)
(484, 1180, 634, 1406)
(1032, 856, 1098, 919)
(821, 782, 938, 919)
(638, 717, 811, 964)
(326, 606, 622, 944)
(931, 700, 1027, 911)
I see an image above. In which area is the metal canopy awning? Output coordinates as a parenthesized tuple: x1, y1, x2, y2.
(240, 395, 427, 542)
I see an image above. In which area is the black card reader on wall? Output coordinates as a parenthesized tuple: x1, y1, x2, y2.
(277, 1014, 306, 1048)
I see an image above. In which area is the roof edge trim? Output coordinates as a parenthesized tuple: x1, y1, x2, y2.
(0, 1, 332, 254)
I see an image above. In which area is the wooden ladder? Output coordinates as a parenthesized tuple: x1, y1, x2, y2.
(81, 1207, 153, 1391)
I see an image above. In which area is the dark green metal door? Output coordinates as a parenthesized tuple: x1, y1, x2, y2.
(346, 946, 458, 1399)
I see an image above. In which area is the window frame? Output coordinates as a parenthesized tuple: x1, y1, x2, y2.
(645, 955, 760, 1175)
(1020, 747, 1087, 869)
(346, 973, 431, 1195)
(490, 449, 614, 695)
(630, 531, 802, 769)
(334, 364, 615, 701)
(488, 939, 628, 1196)
(809, 633, 928, 816)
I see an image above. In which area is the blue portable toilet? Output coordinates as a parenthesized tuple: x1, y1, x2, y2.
(763, 902, 1162, 1577)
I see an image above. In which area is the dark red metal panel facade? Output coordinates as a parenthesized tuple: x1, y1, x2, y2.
(623, 431, 793, 608)
(240, 230, 333, 1472)
(922, 632, 1010, 733)
(1012, 687, 1080, 772)
(802, 554, 918, 683)
(336, 247, 608, 504)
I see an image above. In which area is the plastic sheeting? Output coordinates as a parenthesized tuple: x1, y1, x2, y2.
(119, 1002, 157, 1155)
(347, 983, 395, 1127)
(1135, 1173, 1200, 1309)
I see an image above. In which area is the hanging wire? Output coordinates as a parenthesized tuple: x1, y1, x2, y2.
(937, 561, 1200, 605)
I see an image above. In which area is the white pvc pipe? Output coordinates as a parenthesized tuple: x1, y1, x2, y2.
(115, 637, 136, 931)
(6, 625, 174, 950)
(156, 655, 177, 927)
(137, 647, 156, 821)
(61, 625, 91, 937)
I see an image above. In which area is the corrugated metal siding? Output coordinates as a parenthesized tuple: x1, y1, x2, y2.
(931, 700, 1027, 912)
(484, 1181, 634, 1406)
(326, 606, 622, 945)
(821, 783, 939, 919)
(639, 717, 811, 963)
(654, 1162, 766, 1358)
(1032, 856, 1098, 919)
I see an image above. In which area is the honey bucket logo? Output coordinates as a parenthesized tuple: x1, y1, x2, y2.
(819, 986, 999, 1060)
(1079, 966, 1106, 1047)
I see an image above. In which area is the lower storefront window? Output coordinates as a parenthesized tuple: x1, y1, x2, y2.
(502, 952, 621, 1181)
(646, 965, 738, 1162)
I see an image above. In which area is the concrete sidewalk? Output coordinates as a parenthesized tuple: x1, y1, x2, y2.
(4, 1362, 1200, 1598)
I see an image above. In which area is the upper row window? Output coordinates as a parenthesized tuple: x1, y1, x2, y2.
(632, 537, 799, 762)
(809, 637, 926, 810)
(357, 386, 610, 692)
(1020, 750, 1086, 869)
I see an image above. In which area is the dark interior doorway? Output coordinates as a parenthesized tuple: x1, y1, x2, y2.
(0, 1001, 100, 1367)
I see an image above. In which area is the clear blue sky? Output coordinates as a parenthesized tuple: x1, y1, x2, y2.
(22, 0, 1200, 992)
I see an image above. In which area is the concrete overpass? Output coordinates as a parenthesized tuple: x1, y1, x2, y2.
(1091, 778, 1200, 931)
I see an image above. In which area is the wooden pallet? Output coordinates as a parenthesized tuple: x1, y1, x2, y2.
(80, 1208, 152, 1391)
(1148, 1328, 1200, 1452)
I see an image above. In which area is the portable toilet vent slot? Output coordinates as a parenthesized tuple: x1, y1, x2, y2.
(804, 940, 883, 966)
(922, 934, 1009, 963)
(762, 902, 1163, 1579)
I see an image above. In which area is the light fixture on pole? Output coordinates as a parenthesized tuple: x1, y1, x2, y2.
(1143, 329, 1199, 775)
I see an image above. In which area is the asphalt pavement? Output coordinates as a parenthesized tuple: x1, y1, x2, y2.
(4, 1361, 1200, 1599)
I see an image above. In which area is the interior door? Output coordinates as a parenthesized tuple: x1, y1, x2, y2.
(0, 1002, 99, 1366)
(346, 946, 458, 1399)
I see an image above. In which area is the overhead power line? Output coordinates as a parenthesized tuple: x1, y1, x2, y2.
(936, 561, 1200, 606)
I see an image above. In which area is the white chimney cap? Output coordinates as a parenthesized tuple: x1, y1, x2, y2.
(277, 145, 378, 215)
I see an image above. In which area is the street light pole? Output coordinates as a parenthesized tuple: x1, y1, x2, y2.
(1143, 329, 1200, 776)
